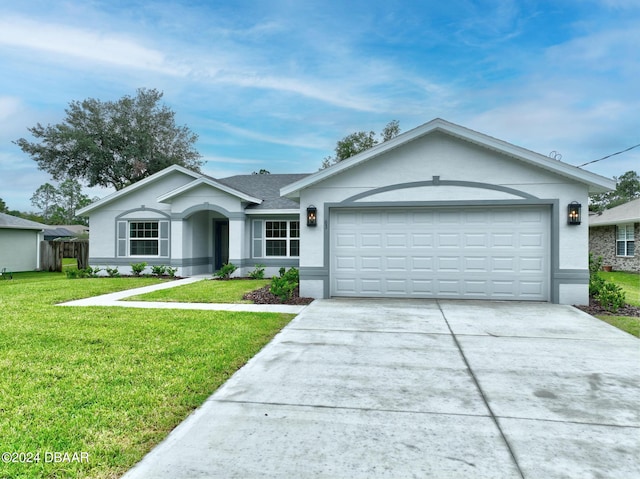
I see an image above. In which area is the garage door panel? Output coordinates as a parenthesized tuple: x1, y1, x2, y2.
(331, 207, 549, 301)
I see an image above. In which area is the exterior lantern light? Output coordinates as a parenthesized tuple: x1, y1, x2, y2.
(568, 202, 581, 225)
(307, 205, 317, 227)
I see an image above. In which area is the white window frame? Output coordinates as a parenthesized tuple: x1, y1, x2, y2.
(129, 221, 160, 256)
(616, 224, 635, 257)
(117, 219, 170, 258)
(264, 220, 300, 258)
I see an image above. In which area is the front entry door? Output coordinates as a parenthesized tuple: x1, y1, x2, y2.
(214, 221, 229, 270)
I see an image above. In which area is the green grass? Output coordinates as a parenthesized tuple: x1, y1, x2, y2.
(595, 271, 640, 337)
(600, 271, 640, 306)
(597, 315, 640, 338)
(0, 272, 293, 479)
(126, 278, 270, 303)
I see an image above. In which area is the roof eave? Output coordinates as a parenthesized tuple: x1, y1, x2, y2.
(77, 165, 202, 216)
(281, 118, 616, 197)
(157, 177, 262, 204)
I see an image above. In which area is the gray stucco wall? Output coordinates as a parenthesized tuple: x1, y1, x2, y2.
(589, 223, 639, 273)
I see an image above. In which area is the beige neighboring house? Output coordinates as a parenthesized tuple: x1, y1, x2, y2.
(0, 212, 47, 272)
(589, 198, 639, 272)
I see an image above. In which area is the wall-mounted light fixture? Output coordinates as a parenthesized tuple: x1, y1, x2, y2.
(306, 205, 317, 227)
(567, 202, 581, 225)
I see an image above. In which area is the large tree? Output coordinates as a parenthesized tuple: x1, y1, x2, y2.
(31, 179, 93, 225)
(15, 88, 202, 190)
(590, 170, 640, 212)
(321, 120, 401, 169)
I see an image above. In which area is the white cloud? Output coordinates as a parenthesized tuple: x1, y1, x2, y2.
(0, 16, 184, 75)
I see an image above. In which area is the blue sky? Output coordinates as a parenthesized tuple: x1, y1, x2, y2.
(1, 0, 638, 212)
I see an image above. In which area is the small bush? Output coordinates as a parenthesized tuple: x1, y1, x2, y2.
(165, 266, 178, 278)
(588, 253, 626, 313)
(270, 267, 299, 302)
(106, 266, 120, 278)
(151, 265, 167, 277)
(65, 266, 101, 279)
(214, 263, 237, 280)
(130, 262, 148, 277)
(249, 264, 266, 280)
(595, 282, 626, 313)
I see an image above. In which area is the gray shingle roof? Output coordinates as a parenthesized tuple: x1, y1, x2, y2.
(217, 174, 310, 210)
(0, 212, 47, 230)
(589, 198, 640, 226)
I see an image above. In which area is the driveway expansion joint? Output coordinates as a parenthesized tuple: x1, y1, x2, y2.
(436, 299, 526, 479)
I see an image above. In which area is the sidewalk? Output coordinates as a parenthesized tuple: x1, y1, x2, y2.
(58, 276, 308, 314)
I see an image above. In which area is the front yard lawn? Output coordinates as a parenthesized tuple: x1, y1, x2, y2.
(0, 272, 293, 479)
(126, 278, 270, 303)
(595, 271, 640, 337)
(601, 271, 640, 306)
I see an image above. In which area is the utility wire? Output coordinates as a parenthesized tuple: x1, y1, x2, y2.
(577, 143, 640, 167)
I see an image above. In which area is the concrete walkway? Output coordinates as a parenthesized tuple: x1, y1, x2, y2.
(123, 298, 640, 479)
(58, 276, 308, 314)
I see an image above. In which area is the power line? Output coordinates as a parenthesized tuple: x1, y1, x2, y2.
(577, 143, 640, 167)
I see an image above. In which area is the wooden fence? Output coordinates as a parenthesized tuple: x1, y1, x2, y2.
(40, 240, 89, 272)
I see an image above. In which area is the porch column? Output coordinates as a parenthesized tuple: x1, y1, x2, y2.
(170, 218, 184, 272)
(228, 217, 244, 276)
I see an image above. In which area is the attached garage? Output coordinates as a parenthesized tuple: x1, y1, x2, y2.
(330, 206, 549, 301)
(281, 118, 616, 305)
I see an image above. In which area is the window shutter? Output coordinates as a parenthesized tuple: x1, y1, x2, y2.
(159, 221, 169, 257)
(117, 221, 127, 257)
(252, 220, 263, 258)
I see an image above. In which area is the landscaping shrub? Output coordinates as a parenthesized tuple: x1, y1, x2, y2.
(130, 262, 148, 277)
(249, 264, 266, 279)
(151, 265, 167, 277)
(270, 267, 299, 302)
(214, 262, 237, 280)
(165, 266, 178, 278)
(589, 253, 626, 313)
(106, 266, 120, 278)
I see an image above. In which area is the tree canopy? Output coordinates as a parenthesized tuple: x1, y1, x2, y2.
(321, 120, 400, 169)
(30, 179, 94, 225)
(15, 88, 203, 190)
(589, 170, 640, 212)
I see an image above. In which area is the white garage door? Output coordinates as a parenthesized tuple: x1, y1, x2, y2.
(330, 206, 550, 301)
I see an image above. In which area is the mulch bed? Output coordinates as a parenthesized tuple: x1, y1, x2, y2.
(243, 285, 314, 305)
(574, 298, 640, 317)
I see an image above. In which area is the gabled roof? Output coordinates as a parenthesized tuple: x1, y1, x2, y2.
(157, 177, 263, 204)
(281, 118, 616, 198)
(589, 198, 640, 227)
(0, 212, 47, 230)
(218, 174, 309, 210)
(77, 165, 202, 215)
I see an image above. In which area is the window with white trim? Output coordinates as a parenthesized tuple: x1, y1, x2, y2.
(130, 222, 159, 255)
(117, 219, 169, 257)
(616, 224, 635, 257)
(265, 220, 300, 257)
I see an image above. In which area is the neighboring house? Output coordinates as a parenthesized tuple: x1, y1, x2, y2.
(78, 118, 615, 304)
(43, 226, 78, 241)
(0, 212, 46, 272)
(589, 198, 639, 272)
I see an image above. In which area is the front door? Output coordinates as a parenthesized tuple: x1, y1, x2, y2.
(214, 221, 229, 270)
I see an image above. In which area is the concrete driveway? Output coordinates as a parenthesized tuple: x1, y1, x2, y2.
(123, 299, 640, 479)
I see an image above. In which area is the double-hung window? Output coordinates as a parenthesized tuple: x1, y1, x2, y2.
(117, 219, 169, 257)
(130, 222, 159, 255)
(265, 220, 300, 257)
(616, 224, 635, 257)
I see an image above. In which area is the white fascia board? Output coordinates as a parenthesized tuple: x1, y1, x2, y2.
(281, 118, 616, 197)
(157, 177, 262, 204)
(244, 209, 300, 215)
(77, 165, 202, 215)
